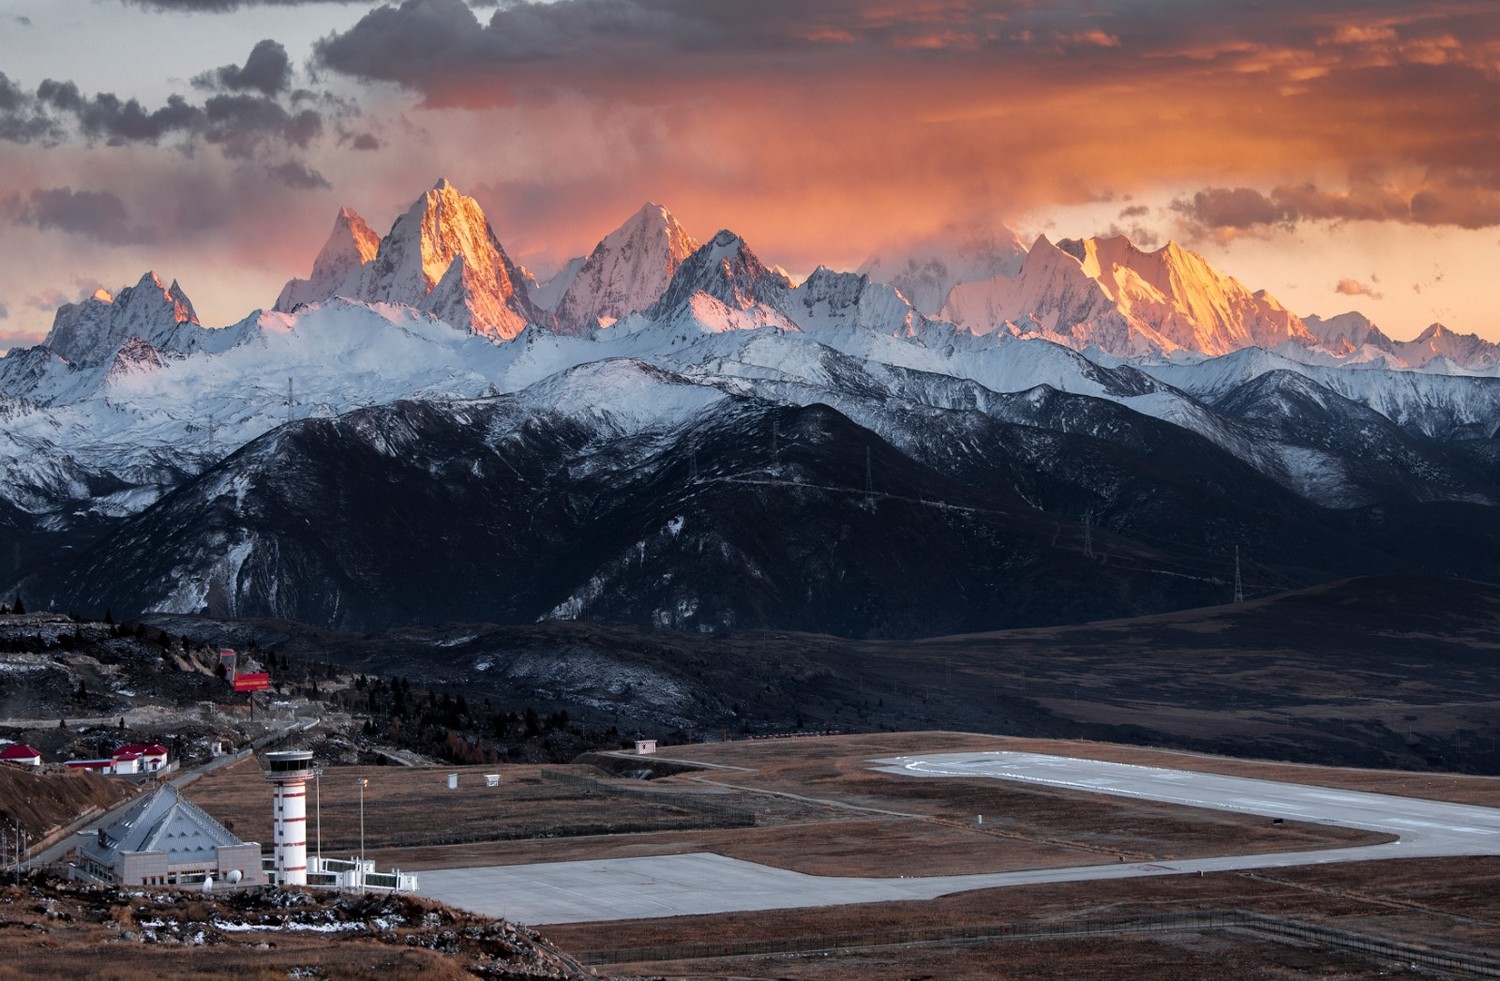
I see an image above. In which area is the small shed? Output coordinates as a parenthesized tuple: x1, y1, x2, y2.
(634, 738, 657, 756)
(0, 744, 42, 767)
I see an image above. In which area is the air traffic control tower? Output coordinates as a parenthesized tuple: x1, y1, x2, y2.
(263, 749, 314, 886)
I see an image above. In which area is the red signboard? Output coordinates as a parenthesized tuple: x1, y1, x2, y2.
(232, 672, 270, 692)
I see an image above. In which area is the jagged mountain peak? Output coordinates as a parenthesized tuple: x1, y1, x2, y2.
(1396, 322, 1500, 369)
(354, 179, 538, 341)
(788, 266, 935, 338)
(943, 233, 1314, 357)
(43, 272, 200, 367)
(552, 200, 700, 331)
(274, 207, 380, 312)
(647, 228, 792, 321)
(1303, 311, 1395, 356)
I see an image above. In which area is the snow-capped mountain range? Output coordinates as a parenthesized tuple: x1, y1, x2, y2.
(2, 178, 1499, 634)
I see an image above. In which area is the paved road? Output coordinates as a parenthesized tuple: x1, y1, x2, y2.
(418, 750, 1500, 925)
(25, 716, 319, 869)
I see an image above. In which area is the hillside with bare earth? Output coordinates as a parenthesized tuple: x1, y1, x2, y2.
(0, 764, 137, 844)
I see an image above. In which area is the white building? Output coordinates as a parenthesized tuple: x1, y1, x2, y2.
(74, 785, 266, 887)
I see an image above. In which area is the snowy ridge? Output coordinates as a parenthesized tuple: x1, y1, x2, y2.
(44, 273, 200, 366)
(1, 177, 1499, 547)
(354, 179, 539, 341)
(553, 203, 699, 331)
(647, 230, 793, 321)
(858, 225, 1027, 315)
(942, 235, 1314, 357)
(274, 207, 380, 312)
(529, 256, 586, 311)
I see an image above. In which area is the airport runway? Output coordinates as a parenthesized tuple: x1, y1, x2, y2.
(418, 751, 1500, 925)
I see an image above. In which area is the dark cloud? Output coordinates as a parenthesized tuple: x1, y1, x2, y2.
(201, 93, 322, 157)
(313, 0, 1039, 101)
(266, 160, 332, 190)
(37, 80, 206, 143)
(1175, 172, 1500, 236)
(0, 71, 62, 143)
(2, 187, 153, 245)
(1, 50, 329, 170)
(1171, 187, 1297, 233)
(1118, 204, 1150, 219)
(193, 39, 292, 97)
(0, 302, 8, 320)
(308, 0, 1500, 237)
(349, 131, 381, 151)
(123, 0, 367, 9)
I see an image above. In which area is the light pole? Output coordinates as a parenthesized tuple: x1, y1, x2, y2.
(313, 767, 323, 875)
(356, 777, 367, 893)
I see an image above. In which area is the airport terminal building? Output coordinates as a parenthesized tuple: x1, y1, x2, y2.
(74, 785, 266, 887)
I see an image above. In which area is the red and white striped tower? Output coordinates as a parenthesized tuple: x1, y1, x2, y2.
(263, 750, 314, 886)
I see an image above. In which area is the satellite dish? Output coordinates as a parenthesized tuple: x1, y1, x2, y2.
(226, 869, 243, 884)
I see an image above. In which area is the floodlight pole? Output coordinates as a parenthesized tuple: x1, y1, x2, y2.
(314, 767, 323, 872)
(357, 777, 368, 893)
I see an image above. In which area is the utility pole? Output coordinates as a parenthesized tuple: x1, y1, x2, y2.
(1083, 511, 1094, 559)
(1233, 545, 1244, 603)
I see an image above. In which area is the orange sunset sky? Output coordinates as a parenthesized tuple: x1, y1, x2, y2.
(0, 0, 1497, 349)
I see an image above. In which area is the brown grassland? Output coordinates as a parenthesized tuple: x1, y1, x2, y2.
(30, 730, 1500, 978)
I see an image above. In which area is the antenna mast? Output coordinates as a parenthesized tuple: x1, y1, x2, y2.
(1233, 544, 1244, 603)
(1083, 511, 1094, 559)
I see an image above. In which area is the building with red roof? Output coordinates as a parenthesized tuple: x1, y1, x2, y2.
(0, 744, 41, 766)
